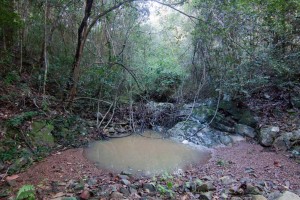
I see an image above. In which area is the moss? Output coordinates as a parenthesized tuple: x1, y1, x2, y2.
(30, 121, 54, 147)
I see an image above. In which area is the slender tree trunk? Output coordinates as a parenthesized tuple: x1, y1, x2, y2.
(43, 0, 49, 96)
(66, 0, 94, 107)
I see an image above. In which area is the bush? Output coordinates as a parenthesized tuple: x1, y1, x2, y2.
(148, 72, 182, 102)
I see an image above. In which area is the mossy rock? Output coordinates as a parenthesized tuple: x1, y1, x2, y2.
(237, 110, 257, 128)
(30, 121, 55, 147)
(219, 101, 257, 127)
(191, 106, 219, 123)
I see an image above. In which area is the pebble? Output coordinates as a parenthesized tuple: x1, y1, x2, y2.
(143, 183, 156, 192)
(121, 179, 131, 185)
(79, 190, 90, 200)
(121, 171, 133, 177)
(118, 174, 129, 180)
(110, 191, 124, 199)
(199, 191, 212, 200)
(119, 187, 130, 197)
(220, 176, 235, 185)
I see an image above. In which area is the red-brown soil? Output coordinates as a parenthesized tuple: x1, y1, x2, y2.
(12, 141, 299, 198)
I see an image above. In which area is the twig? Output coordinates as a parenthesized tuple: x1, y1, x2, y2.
(97, 101, 114, 129)
(103, 99, 117, 130)
(74, 97, 111, 105)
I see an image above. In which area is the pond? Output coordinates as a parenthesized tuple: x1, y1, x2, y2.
(84, 131, 211, 175)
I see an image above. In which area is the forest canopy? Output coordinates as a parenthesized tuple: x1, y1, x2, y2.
(0, 0, 299, 108)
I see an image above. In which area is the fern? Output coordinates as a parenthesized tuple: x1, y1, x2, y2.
(16, 185, 35, 200)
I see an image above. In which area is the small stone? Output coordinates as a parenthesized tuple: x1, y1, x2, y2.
(182, 140, 189, 144)
(119, 187, 130, 197)
(143, 183, 156, 192)
(108, 127, 115, 133)
(79, 190, 90, 200)
(277, 191, 300, 200)
(252, 195, 267, 200)
(221, 193, 228, 198)
(87, 178, 97, 186)
(206, 181, 216, 191)
(201, 176, 213, 181)
(121, 179, 131, 185)
(220, 176, 235, 185)
(196, 183, 208, 192)
(129, 187, 137, 194)
(110, 191, 123, 199)
(199, 191, 212, 200)
(73, 183, 84, 191)
(244, 184, 261, 195)
(245, 167, 255, 173)
(117, 128, 126, 133)
(118, 175, 129, 180)
(121, 171, 133, 177)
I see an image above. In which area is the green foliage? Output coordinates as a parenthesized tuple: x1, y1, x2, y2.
(0, 0, 22, 29)
(148, 72, 182, 101)
(7, 112, 38, 127)
(4, 71, 20, 85)
(188, 0, 300, 97)
(16, 185, 35, 200)
(0, 139, 19, 161)
(160, 172, 173, 181)
(157, 184, 174, 197)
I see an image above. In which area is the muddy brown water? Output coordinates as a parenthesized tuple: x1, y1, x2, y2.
(84, 131, 211, 175)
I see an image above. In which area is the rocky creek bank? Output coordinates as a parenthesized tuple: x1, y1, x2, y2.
(148, 100, 300, 160)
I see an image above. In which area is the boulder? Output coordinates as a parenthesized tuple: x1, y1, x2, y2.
(168, 122, 233, 147)
(146, 101, 174, 116)
(273, 129, 300, 150)
(235, 124, 256, 138)
(276, 191, 300, 200)
(30, 121, 55, 147)
(273, 132, 293, 151)
(219, 101, 257, 127)
(259, 126, 280, 147)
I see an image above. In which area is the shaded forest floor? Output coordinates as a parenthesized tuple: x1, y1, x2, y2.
(4, 141, 300, 199)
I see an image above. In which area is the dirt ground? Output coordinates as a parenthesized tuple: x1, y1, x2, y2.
(9, 140, 299, 199)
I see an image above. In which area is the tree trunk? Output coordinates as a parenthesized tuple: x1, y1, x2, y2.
(66, 0, 94, 107)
